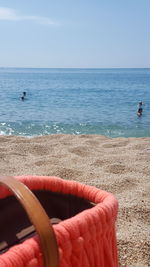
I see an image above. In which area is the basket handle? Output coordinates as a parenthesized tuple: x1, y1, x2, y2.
(0, 175, 59, 267)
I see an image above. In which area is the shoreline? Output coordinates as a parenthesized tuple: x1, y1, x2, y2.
(0, 134, 149, 266)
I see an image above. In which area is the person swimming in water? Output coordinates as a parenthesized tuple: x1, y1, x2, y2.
(21, 92, 27, 101)
(137, 101, 143, 116)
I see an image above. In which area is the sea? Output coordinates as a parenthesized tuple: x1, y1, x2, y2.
(0, 68, 150, 138)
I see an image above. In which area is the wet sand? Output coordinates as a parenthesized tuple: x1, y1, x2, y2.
(0, 134, 149, 266)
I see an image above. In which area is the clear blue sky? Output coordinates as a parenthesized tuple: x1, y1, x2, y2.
(0, 0, 150, 68)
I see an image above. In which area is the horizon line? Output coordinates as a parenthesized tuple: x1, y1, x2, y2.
(0, 66, 150, 69)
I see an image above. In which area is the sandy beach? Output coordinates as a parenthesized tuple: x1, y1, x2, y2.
(0, 134, 149, 266)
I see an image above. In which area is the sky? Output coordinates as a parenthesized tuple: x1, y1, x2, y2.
(0, 0, 150, 68)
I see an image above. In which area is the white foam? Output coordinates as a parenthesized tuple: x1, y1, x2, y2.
(0, 130, 5, 135)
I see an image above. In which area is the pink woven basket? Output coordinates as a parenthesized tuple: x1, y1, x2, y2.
(0, 175, 118, 267)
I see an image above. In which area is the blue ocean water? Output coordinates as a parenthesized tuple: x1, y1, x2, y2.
(0, 68, 150, 137)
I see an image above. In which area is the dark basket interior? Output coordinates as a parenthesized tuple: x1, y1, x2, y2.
(0, 190, 93, 253)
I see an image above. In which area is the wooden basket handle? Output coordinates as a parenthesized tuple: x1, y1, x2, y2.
(0, 176, 59, 267)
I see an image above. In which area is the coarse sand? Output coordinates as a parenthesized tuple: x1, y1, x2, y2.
(0, 134, 149, 266)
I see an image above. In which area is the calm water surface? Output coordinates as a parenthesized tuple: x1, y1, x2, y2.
(0, 68, 150, 137)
